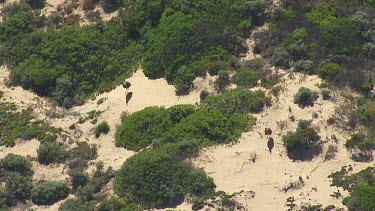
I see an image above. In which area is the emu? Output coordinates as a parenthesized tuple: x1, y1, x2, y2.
(267, 137, 274, 154)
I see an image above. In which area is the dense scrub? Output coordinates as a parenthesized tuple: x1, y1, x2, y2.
(0, 102, 60, 147)
(256, 0, 375, 94)
(116, 89, 264, 151)
(0, 0, 270, 106)
(329, 166, 375, 211)
(0, 3, 141, 108)
(114, 144, 215, 209)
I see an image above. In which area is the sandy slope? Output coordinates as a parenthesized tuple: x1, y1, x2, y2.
(194, 72, 374, 210)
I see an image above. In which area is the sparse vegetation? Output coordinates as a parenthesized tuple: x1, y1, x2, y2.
(0, 102, 60, 147)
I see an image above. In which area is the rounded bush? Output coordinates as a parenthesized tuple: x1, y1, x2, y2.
(1, 153, 33, 176)
(293, 87, 319, 108)
(95, 121, 110, 138)
(317, 62, 340, 81)
(234, 68, 258, 88)
(31, 181, 70, 205)
(37, 142, 67, 165)
(69, 168, 88, 190)
(283, 125, 321, 161)
(5, 172, 33, 205)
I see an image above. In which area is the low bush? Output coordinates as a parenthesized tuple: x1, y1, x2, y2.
(201, 88, 270, 114)
(317, 62, 340, 81)
(234, 68, 258, 88)
(215, 70, 231, 91)
(321, 90, 331, 100)
(283, 121, 322, 160)
(4, 172, 33, 205)
(0, 153, 33, 176)
(37, 142, 67, 165)
(114, 145, 215, 209)
(69, 142, 98, 160)
(293, 59, 314, 74)
(95, 121, 110, 138)
(97, 196, 122, 211)
(69, 168, 89, 190)
(200, 90, 209, 101)
(115, 107, 172, 151)
(31, 181, 70, 205)
(293, 87, 319, 108)
(59, 198, 96, 211)
(163, 108, 254, 147)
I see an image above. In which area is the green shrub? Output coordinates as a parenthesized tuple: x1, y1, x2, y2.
(0, 153, 33, 176)
(4, 172, 33, 205)
(114, 145, 215, 209)
(37, 142, 67, 165)
(163, 108, 254, 146)
(293, 87, 319, 108)
(95, 121, 110, 138)
(97, 196, 122, 211)
(321, 90, 331, 100)
(115, 107, 172, 151)
(293, 59, 314, 74)
(234, 68, 258, 88)
(201, 88, 270, 114)
(59, 198, 96, 211)
(283, 123, 321, 161)
(273, 47, 290, 68)
(216, 70, 230, 90)
(31, 181, 69, 205)
(345, 134, 375, 153)
(317, 62, 340, 81)
(168, 104, 196, 124)
(69, 142, 98, 160)
(69, 168, 89, 190)
(200, 90, 209, 101)
(343, 182, 375, 211)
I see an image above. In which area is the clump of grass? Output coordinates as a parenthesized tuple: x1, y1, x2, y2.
(95, 121, 110, 138)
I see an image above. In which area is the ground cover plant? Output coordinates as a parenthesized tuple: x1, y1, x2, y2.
(0, 102, 60, 147)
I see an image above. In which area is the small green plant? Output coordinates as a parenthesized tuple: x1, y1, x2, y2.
(293, 87, 319, 108)
(322, 90, 331, 100)
(0, 90, 4, 99)
(4, 172, 33, 205)
(69, 168, 89, 190)
(96, 98, 105, 105)
(200, 90, 209, 101)
(95, 121, 110, 138)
